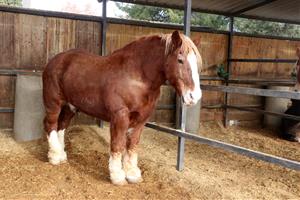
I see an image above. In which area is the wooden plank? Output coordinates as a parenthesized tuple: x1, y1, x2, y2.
(0, 12, 15, 68)
(229, 58, 297, 63)
(75, 20, 101, 54)
(0, 76, 15, 107)
(45, 17, 76, 62)
(106, 23, 172, 54)
(228, 84, 263, 106)
(14, 14, 46, 69)
(191, 31, 228, 76)
(201, 80, 224, 107)
(231, 36, 300, 78)
(201, 84, 300, 99)
(145, 122, 300, 171)
(0, 112, 13, 128)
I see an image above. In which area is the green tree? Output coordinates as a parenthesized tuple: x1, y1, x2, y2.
(116, 3, 300, 38)
(117, 3, 229, 30)
(0, 0, 22, 6)
(117, 4, 184, 24)
(235, 18, 300, 38)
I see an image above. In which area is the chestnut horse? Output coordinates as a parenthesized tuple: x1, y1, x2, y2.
(43, 31, 202, 185)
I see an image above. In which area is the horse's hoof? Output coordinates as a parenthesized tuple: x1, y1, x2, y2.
(112, 179, 128, 186)
(60, 151, 67, 162)
(127, 176, 143, 184)
(110, 170, 127, 186)
(48, 150, 67, 165)
(125, 167, 143, 184)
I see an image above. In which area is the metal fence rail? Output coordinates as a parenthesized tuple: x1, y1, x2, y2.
(201, 84, 300, 100)
(226, 105, 300, 121)
(145, 122, 300, 171)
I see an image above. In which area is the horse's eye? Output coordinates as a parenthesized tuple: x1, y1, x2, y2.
(178, 59, 184, 64)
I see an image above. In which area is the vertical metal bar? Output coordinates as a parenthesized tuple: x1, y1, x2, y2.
(224, 16, 234, 127)
(99, 0, 107, 128)
(183, 0, 191, 36)
(176, 0, 192, 171)
(101, 0, 107, 56)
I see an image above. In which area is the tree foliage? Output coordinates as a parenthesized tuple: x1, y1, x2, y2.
(234, 18, 300, 38)
(0, 0, 22, 6)
(117, 3, 300, 38)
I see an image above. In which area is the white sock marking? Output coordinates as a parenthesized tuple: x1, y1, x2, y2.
(109, 153, 127, 185)
(48, 130, 67, 165)
(48, 130, 62, 153)
(123, 151, 142, 183)
(57, 129, 65, 150)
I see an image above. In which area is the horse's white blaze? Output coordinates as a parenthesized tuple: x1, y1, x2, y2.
(183, 52, 201, 105)
(48, 130, 67, 165)
(109, 153, 127, 185)
(123, 151, 142, 183)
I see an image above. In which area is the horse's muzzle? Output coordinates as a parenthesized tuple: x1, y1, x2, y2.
(182, 88, 202, 106)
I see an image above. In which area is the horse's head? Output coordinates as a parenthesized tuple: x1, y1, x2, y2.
(163, 31, 202, 106)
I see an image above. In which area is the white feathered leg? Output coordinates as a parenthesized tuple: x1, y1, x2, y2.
(123, 150, 142, 183)
(109, 152, 127, 185)
(48, 130, 67, 165)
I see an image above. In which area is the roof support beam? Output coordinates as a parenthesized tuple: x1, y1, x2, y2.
(230, 0, 278, 16)
(176, 0, 192, 172)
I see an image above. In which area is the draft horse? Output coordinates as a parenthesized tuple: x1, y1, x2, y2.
(43, 31, 202, 185)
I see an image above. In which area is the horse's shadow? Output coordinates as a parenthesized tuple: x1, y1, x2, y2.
(18, 135, 48, 163)
(66, 126, 111, 182)
(20, 125, 111, 183)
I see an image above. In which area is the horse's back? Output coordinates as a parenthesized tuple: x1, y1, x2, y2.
(44, 49, 91, 74)
(43, 49, 98, 101)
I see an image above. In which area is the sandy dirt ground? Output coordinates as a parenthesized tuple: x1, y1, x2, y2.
(0, 122, 299, 199)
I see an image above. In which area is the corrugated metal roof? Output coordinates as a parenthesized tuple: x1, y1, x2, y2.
(113, 0, 300, 24)
(244, 0, 300, 23)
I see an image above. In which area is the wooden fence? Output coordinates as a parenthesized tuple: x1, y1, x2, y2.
(0, 8, 299, 128)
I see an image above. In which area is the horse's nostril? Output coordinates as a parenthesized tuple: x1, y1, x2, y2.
(190, 93, 193, 99)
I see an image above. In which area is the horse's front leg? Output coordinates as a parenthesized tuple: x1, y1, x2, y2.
(123, 122, 145, 184)
(109, 108, 130, 185)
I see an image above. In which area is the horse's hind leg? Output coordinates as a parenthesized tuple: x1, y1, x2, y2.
(44, 96, 67, 165)
(55, 105, 77, 162)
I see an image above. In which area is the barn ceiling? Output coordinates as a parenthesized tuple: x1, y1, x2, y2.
(112, 0, 300, 24)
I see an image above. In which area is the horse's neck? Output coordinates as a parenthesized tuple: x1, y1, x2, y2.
(117, 37, 167, 90)
(142, 37, 167, 89)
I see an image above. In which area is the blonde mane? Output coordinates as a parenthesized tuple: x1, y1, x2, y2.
(161, 33, 202, 70)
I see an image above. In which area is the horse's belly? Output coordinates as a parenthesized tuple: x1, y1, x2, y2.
(64, 88, 109, 121)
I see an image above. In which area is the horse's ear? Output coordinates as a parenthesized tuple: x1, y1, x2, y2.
(192, 38, 201, 47)
(171, 30, 182, 49)
(297, 47, 300, 58)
